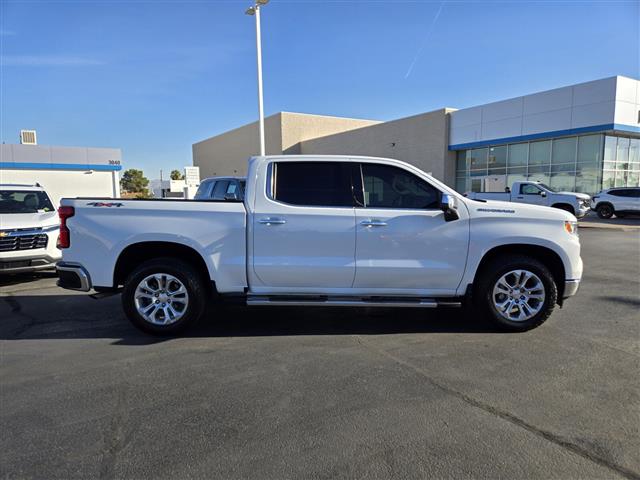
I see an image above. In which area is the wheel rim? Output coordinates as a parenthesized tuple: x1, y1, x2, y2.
(600, 206, 612, 216)
(134, 273, 189, 325)
(492, 269, 545, 322)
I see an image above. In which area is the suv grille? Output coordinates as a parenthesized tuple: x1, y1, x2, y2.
(0, 230, 49, 252)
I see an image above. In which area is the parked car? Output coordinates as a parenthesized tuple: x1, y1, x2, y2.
(56, 155, 582, 334)
(466, 181, 591, 218)
(591, 187, 640, 218)
(194, 176, 246, 201)
(0, 184, 61, 273)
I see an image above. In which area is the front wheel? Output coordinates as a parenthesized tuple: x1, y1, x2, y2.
(122, 258, 207, 335)
(475, 255, 558, 332)
(596, 203, 614, 219)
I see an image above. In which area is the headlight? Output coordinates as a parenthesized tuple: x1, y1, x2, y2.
(564, 221, 578, 235)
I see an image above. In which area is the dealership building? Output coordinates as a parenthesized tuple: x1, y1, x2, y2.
(0, 136, 122, 205)
(194, 75, 639, 195)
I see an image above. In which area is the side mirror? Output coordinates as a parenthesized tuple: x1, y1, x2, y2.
(440, 193, 459, 222)
(541, 191, 547, 198)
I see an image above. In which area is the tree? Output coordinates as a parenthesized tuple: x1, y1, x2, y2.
(170, 170, 185, 181)
(120, 169, 150, 197)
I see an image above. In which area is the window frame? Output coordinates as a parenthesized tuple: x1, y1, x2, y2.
(359, 162, 442, 211)
(267, 161, 359, 209)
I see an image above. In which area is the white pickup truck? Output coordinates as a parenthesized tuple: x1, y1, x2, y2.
(56, 155, 582, 334)
(466, 181, 591, 218)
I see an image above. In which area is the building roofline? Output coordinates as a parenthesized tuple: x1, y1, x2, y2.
(451, 75, 639, 114)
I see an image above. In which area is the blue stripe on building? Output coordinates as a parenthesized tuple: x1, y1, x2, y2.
(448, 123, 640, 151)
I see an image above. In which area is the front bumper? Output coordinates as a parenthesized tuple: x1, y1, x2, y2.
(56, 262, 92, 292)
(576, 204, 590, 218)
(563, 279, 581, 299)
(0, 254, 60, 274)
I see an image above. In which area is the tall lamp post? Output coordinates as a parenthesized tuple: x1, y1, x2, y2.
(246, 0, 269, 156)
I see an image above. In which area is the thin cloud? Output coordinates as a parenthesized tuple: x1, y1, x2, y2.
(0, 55, 105, 66)
(404, 1, 444, 79)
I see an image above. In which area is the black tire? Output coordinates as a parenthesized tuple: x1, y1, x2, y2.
(553, 204, 575, 216)
(596, 203, 614, 219)
(121, 257, 208, 335)
(475, 255, 558, 332)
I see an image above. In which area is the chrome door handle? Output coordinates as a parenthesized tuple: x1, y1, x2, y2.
(258, 217, 286, 225)
(361, 219, 387, 227)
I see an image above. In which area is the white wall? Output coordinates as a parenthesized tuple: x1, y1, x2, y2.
(0, 169, 119, 206)
(449, 76, 639, 147)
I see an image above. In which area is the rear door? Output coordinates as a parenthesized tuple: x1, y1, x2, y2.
(251, 161, 357, 290)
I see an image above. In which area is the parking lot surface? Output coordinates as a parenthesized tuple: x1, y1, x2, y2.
(1, 228, 639, 479)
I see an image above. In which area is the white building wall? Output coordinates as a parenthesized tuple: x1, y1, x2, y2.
(449, 76, 639, 147)
(0, 144, 122, 206)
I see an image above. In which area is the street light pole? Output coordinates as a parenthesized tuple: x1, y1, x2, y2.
(246, 0, 269, 156)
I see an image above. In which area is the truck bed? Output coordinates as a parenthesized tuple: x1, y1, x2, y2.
(60, 197, 248, 292)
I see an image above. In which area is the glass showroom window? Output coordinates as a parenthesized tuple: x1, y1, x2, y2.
(576, 134, 602, 194)
(488, 145, 507, 175)
(455, 150, 469, 192)
(550, 137, 577, 191)
(602, 136, 640, 189)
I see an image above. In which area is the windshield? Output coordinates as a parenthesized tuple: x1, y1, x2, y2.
(0, 190, 55, 214)
(537, 183, 558, 193)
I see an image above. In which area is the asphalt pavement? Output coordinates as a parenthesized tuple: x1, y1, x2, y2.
(1, 227, 639, 479)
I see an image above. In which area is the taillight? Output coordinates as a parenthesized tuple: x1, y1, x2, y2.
(57, 206, 75, 249)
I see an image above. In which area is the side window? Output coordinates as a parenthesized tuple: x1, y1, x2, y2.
(195, 180, 215, 199)
(361, 163, 439, 209)
(609, 189, 627, 197)
(521, 184, 542, 195)
(212, 180, 231, 200)
(272, 162, 353, 207)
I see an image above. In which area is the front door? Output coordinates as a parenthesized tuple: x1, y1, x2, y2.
(513, 183, 548, 206)
(251, 161, 357, 291)
(353, 163, 469, 296)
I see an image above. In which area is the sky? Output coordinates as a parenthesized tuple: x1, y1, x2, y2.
(1, 0, 638, 179)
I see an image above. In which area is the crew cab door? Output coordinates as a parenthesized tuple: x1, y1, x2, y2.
(352, 163, 469, 296)
(251, 161, 357, 291)
(514, 183, 548, 206)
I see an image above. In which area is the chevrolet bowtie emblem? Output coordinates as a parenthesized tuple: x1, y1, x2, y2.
(0, 232, 7, 238)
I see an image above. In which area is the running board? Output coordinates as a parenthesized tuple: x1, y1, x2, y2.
(246, 296, 462, 308)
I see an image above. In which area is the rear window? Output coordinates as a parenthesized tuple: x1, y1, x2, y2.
(0, 190, 54, 214)
(272, 162, 353, 207)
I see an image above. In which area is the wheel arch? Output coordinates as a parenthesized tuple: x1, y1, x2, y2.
(113, 241, 213, 288)
(473, 244, 566, 302)
(551, 203, 575, 215)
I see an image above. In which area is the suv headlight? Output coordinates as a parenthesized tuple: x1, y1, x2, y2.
(564, 221, 578, 235)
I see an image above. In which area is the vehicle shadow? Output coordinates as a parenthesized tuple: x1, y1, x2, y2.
(0, 270, 57, 288)
(0, 293, 503, 345)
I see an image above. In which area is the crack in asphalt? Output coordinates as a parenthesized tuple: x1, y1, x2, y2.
(2, 295, 38, 339)
(99, 380, 138, 480)
(353, 335, 640, 480)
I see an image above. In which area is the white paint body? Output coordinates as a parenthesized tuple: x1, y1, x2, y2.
(0, 185, 62, 272)
(60, 156, 583, 298)
(591, 188, 640, 214)
(467, 181, 592, 218)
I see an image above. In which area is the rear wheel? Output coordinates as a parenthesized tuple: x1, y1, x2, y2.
(596, 203, 614, 219)
(475, 255, 557, 332)
(122, 258, 207, 335)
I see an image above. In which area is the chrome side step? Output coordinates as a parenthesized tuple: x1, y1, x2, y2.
(246, 296, 462, 308)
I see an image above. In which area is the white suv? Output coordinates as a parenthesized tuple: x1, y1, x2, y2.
(0, 184, 62, 273)
(591, 187, 640, 219)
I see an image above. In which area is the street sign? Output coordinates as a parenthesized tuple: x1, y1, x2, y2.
(184, 166, 200, 187)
